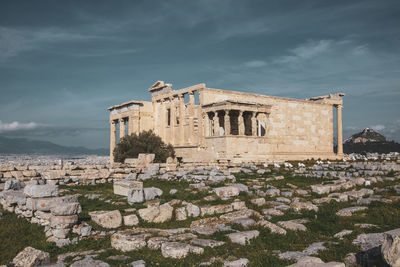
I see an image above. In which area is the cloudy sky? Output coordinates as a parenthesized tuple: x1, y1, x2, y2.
(0, 0, 399, 149)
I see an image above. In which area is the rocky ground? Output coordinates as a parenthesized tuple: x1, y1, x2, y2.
(0, 155, 400, 266)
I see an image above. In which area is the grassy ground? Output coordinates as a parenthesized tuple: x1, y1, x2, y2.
(1, 167, 398, 266)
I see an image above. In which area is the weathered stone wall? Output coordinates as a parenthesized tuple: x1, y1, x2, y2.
(200, 88, 336, 162)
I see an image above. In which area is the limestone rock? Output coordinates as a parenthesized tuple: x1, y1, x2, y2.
(214, 186, 240, 199)
(190, 217, 227, 229)
(336, 206, 367, 217)
(127, 187, 163, 203)
(227, 230, 259, 245)
(144, 187, 163, 200)
(53, 228, 70, 239)
(3, 190, 26, 206)
(311, 185, 331, 195)
(130, 260, 146, 267)
(334, 230, 353, 239)
(147, 236, 168, 250)
(232, 215, 256, 227)
(291, 202, 318, 212)
(201, 204, 233, 216)
(111, 231, 148, 252)
(50, 202, 81, 216)
(265, 188, 280, 197)
(223, 258, 249, 267)
(161, 242, 203, 259)
(220, 209, 261, 222)
(123, 214, 139, 226)
(190, 238, 225, 248)
(127, 188, 145, 203)
(23, 184, 59, 198)
(352, 232, 385, 251)
(114, 179, 143, 196)
(278, 220, 307, 231)
(262, 208, 284, 217)
(138, 203, 173, 223)
(175, 207, 187, 221)
(250, 198, 266, 206)
(186, 203, 200, 217)
(287, 256, 345, 267)
(12, 246, 50, 267)
(27, 195, 76, 212)
(381, 228, 400, 267)
(4, 179, 21, 190)
(257, 220, 287, 235)
(89, 210, 122, 228)
(50, 215, 78, 228)
(70, 256, 110, 267)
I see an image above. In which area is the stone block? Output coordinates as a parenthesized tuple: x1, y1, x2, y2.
(3, 190, 26, 206)
(123, 214, 139, 226)
(4, 179, 22, 190)
(89, 210, 122, 228)
(24, 184, 59, 198)
(214, 186, 240, 199)
(381, 228, 400, 267)
(50, 202, 82, 216)
(12, 246, 50, 267)
(111, 231, 148, 252)
(27, 195, 78, 212)
(50, 215, 78, 228)
(226, 230, 259, 245)
(138, 203, 173, 223)
(114, 179, 143, 196)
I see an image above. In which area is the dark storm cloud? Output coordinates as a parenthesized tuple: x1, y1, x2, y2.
(0, 0, 399, 148)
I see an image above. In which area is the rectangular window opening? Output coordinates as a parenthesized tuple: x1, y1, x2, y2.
(167, 108, 171, 126)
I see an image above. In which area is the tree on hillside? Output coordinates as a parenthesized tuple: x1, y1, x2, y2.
(113, 130, 175, 163)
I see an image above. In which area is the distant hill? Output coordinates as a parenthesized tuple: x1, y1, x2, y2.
(0, 135, 108, 155)
(343, 128, 400, 154)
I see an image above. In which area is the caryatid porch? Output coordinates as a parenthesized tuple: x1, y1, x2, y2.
(201, 100, 272, 138)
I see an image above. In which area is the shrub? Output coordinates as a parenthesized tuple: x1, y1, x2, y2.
(113, 130, 175, 163)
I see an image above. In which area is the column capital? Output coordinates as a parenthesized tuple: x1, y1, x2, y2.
(335, 104, 343, 109)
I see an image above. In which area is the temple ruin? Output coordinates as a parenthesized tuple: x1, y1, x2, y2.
(108, 81, 344, 163)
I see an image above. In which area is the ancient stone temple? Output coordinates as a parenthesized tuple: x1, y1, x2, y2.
(108, 81, 344, 163)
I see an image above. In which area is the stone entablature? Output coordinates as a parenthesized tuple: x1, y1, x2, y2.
(108, 81, 345, 163)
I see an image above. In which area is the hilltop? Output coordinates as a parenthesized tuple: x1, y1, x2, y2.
(344, 128, 400, 154)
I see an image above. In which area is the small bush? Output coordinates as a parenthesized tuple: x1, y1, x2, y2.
(113, 130, 175, 163)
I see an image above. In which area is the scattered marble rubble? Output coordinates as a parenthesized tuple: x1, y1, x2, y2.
(1, 180, 82, 247)
(1, 153, 399, 266)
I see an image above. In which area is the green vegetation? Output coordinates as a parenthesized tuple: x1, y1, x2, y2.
(113, 130, 175, 163)
(2, 162, 400, 266)
(0, 209, 110, 264)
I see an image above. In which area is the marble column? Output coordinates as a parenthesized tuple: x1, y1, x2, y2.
(133, 115, 140, 134)
(199, 112, 206, 145)
(179, 94, 185, 145)
(238, 111, 244, 135)
(128, 116, 134, 135)
(188, 92, 195, 144)
(170, 98, 176, 145)
(213, 111, 220, 136)
(119, 118, 126, 139)
(224, 110, 230, 135)
(336, 104, 343, 155)
(110, 120, 117, 163)
(251, 112, 257, 136)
